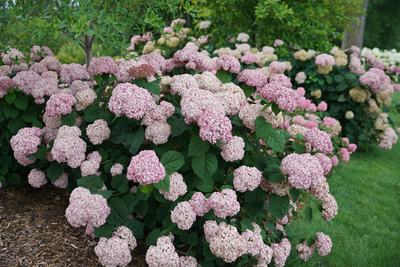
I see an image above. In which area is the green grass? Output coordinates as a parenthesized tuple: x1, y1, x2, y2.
(286, 92, 400, 267)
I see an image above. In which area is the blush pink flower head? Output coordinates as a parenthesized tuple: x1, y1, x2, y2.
(127, 150, 166, 185)
(216, 54, 241, 73)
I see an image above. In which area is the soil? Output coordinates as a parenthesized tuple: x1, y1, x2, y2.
(0, 184, 148, 267)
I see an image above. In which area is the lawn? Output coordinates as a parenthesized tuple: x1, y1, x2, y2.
(286, 92, 400, 266)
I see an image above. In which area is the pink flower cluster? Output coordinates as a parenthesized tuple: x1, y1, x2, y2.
(87, 56, 119, 76)
(127, 150, 166, 185)
(240, 52, 258, 65)
(51, 126, 86, 168)
(29, 62, 48, 74)
(216, 54, 241, 73)
(65, 187, 111, 228)
(159, 172, 187, 201)
(259, 82, 300, 112)
(53, 172, 69, 189)
(45, 93, 77, 117)
(237, 69, 268, 88)
(296, 240, 315, 261)
(174, 48, 208, 72)
(272, 238, 291, 267)
(195, 71, 222, 93)
(233, 166, 262, 192)
(180, 88, 225, 124)
(80, 151, 102, 177)
(209, 188, 240, 218)
(86, 119, 110, 145)
(0, 76, 14, 98)
(281, 153, 324, 189)
(303, 128, 334, 154)
(28, 169, 47, 188)
(188, 192, 211, 216)
(31, 77, 60, 104)
(142, 101, 175, 126)
(10, 127, 43, 166)
(108, 83, 154, 119)
(207, 222, 248, 263)
(197, 111, 233, 144)
(140, 53, 167, 73)
(321, 194, 338, 221)
(220, 136, 245, 162)
(12, 71, 41, 95)
(110, 163, 123, 177)
(114, 225, 137, 251)
(315, 232, 332, 256)
(40, 57, 62, 72)
(95, 236, 132, 267)
(359, 68, 390, 94)
(170, 201, 197, 230)
(315, 54, 335, 66)
(60, 63, 90, 84)
(170, 74, 198, 95)
(128, 60, 156, 79)
(74, 88, 97, 111)
(30, 45, 54, 61)
(145, 236, 180, 267)
(270, 61, 287, 73)
(145, 122, 172, 145)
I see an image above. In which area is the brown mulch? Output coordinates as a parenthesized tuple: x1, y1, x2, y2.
(0, 184, 148, 267)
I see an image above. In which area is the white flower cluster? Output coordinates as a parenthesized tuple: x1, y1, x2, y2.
(361, 47, 400, 67)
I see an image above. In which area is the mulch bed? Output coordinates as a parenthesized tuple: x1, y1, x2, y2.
(0, 184, 148, 267)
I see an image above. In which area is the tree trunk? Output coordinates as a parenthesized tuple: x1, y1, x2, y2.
(85, 34, 94, 87)
(341, 0, 370, 49)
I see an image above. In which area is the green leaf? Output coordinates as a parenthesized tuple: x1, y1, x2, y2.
(244, 201, 264, 217)
(5, 93, 16, 104)
(216, 69, 232, 84)
(139, 184, 154, 194)
(271, 103, 281, 116)
(30, 144, 47, 160)
(265, 131, 284, 153)
(83, 105, 102, 122)
(192, 153, 218, 181)
(242, 85, 255, 98)
(337, 94, 346, 102)
(195, 175, 214, 192)
(160, 150, 185, 174)
(255, 116, 270, 139)
(9, 118, 26, 134)
(153, 174, 170, 192)
(188, 136, 210, 156)
(144, 213, 157, 230)
(21, 107, 38, 122)
(263, 165, 284, 183)
(125, 128, 144, 155)
(295, 133, 305, 142)
(290, 187, 300, 202)
(330, 102, 342, 113)
(305, 206, 313, 221)
(124, 219, 145, 239)
(93, 190, 114, 200)
(268, 194, 291, 219)
(77, 175, 104, 193)
(9, 173, 21, 185)
(187, 232, 199, 246)
(107, 197, 130, 225)
(111, 174, 129, 194)
(163, 215, 176, 230)
(168, 115, 191, 137)
(292, 141, 306, 154)
(133, 78, 146, 88)
(203, 245, 217, 260)
(109, 117, 131, 144)
(3, 105, 20, 119)
(13, 96, 29, 111)
(359, 133, 367, 141)
(240, 218, 254, 232)
(145, 228, 161, 246)
(144, 79, 161, 95)
(61, 112, 77, 126)
(244, 187, 267, 202)
(94, 223, 114, 238)
(0, 165, 8, 176)
(123, 193, 139, 212)
(336, 81, 348, 91)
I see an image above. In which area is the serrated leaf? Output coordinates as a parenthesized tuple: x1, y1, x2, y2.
(290, 187, 300, 202)
(292, 141, 306, 154)
(139, 184, 154, 194)
(13, 96, 29, 111)
(168, 115, 191, 137)
(160, 150, 185, 174)
(265, 131, 284, 152)
(21, 107, 38, 123)
(216, 69, 231, 84)
(268, 194, 291, 219)
(188, 136, 210, 156)
(107, 197, 130, 225)
(9, 118, 26, 133)
(144, 79, 161, 95)
(266, 221, 275, 232)
(187, 232, 199, 246)
(111, 174, 129, 194)
(305, 206, 313, 221)
(255, 116, 270, 139)
(271, 103, 281, 115)
(5, 93, 16, 104)
(61, 112, 77, 126)
(153, 174, 170, 192)
(124, 219, 145, 239)
(46, 162, 64, 182)
(77, 175, 103, 193)
(240, 218, 254, 232)
(93, 190, 114, 200)
(109, 117, 131, 144)
(244, 201, 264, 217)
(83, 105, 102, 122)
(145, 228, 161, 246)
(263, 165, 283, 183)
(125, 128, 144, 155)
(242, 85, 255, 98)
(192, 153, 218, 181)
(295, 133, 306, 142)
(93, 223, 114, 238)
